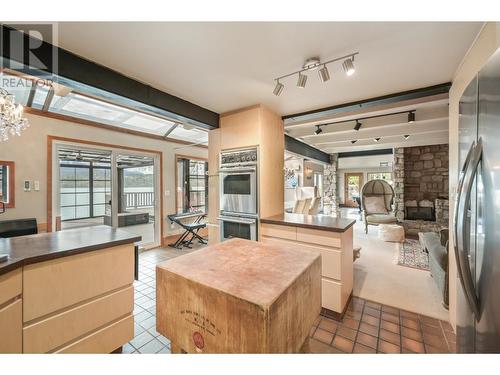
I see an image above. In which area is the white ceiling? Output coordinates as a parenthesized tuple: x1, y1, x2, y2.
(56, 22, 482, 116)
(286, 94, 450, 153)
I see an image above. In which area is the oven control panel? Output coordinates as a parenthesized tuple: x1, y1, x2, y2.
(220, 148, 258, 166)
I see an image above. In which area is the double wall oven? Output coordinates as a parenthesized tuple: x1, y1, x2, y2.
(218, 148, 258, 241)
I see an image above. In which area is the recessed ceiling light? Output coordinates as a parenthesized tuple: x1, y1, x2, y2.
(374, 137, 381, 142)
(342, 58, 355, 76)
(404, 134, 410, 140)
(354, 120, 362, 131)
(351, 140, 357, 144)
(408, 111, 415, 123)
(314, 125, 323, 135)
(273, 80, 284, 96)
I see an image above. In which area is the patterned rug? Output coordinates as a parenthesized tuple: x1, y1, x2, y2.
(396, 239, 430, 271)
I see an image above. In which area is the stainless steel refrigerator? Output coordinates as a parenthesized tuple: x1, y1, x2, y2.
(455, 47, 500, 353)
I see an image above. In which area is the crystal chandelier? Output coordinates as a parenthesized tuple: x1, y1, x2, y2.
(0, 88, 30, 142)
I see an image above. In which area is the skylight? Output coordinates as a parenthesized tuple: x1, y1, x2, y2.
(1, 70, 209, 144)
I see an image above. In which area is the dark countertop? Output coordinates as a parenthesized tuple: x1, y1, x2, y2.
(261, 213, 356, 233)
(0, 225, 141, 276)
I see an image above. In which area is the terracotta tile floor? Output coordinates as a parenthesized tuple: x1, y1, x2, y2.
(309, 298, 456, 353)
(128, 246, 456, 354)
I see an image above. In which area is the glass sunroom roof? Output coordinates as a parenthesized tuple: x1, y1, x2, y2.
(1, 71, 209, 144)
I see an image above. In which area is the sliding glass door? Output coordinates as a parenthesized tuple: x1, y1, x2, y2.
(54, 143, 160, 248)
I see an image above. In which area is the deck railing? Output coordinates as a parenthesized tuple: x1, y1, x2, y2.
(124, 191, 154, 209)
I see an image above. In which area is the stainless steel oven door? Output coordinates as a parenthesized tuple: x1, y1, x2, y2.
(218, 215, 257, 241)
(219, 167, 257, 214)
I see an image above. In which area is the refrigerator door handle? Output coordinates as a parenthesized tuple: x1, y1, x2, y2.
(454, 138, 482, 319)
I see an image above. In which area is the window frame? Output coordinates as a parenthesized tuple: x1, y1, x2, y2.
(175, 155, 208, 214)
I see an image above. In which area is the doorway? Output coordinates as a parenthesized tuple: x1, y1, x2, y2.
(52, 139, 162, 248)
(344, 172, 363, 207)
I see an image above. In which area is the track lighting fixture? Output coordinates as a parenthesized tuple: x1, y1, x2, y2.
(408, 111, 415, 123)
(272, 52, 358, 95)
(314, 125, 323, 135)
(354, 120, 362, 131)
(297, 72, 308, 88)
(351, 140, 357, 144)
(374, 137, 381, 142)
(273, 80, 284, 96)
(342, 58, 355, 76)
(318, 65, 330, 82)
(404, 134, 410, 140)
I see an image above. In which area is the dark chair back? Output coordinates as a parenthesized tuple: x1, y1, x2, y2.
(0, 218, 38, 238)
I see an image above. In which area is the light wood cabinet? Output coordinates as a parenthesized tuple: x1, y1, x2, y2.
(0, 244, 135, 353)
(207, 105, 285, 244)
(0, 298, 22, 353)
(261, 223, 353, 319)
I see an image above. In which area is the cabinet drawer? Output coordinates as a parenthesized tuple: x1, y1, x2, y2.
(0, 268, 22, 306)
(23, 244, 135, 322)
(321, 278, 342, 313)
(23, 286, 134, 353)
(312, 247, 341, 280)
(55, 314, 134, 354)
(0, 298, 22, 353)
(261, 224, 297, 240)
(297, 228, 341, 248)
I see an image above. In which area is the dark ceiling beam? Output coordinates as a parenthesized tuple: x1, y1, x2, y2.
(338, 148, 393, 158)
(282, 83, 451, 125)
(285, 135, 331, 164)
(1, 24, 219, 129)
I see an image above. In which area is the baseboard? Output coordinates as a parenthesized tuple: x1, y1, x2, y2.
(320, 292, 353, 322)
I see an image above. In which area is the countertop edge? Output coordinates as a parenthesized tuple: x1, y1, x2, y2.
(0, 235, 140, 277)
(260, 217, 356, 233)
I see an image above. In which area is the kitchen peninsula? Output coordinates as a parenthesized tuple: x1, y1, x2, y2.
(0, 226, 140, 353)
(261, 213, 355, 319)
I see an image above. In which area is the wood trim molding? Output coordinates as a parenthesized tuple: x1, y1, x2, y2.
(0, 160, 15, 208)
(47, 136, 164, 246)
(25, 108, 207, 149)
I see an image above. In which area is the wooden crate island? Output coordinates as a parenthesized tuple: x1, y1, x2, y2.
(156, 238, 321, 353)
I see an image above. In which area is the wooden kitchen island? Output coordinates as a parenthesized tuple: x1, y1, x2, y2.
(261, 213, 356, 320)
(0, 226, 140, 353)
(156, 238, 321, 353)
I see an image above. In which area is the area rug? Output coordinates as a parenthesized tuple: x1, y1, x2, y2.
(396, 239, 430, 271)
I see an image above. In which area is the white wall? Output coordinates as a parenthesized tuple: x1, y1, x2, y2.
(448, 22, 499, 330)
(0, 112, 208, 237)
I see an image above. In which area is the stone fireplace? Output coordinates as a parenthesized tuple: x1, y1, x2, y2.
(394, 144, 449, 235)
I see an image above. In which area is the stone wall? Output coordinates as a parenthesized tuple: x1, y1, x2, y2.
(404, 144, 449, 202)
(393, 147, 405, 221)
(323, 153, 339, 216)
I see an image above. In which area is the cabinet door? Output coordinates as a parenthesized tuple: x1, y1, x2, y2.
(0, 299, 22, 353)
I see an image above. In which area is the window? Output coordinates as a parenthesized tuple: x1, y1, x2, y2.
(367, 172, 393, 185)
(60, 165, 91, 220)
(176, 158, 208, 214)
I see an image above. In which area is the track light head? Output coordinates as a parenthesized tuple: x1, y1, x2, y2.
(342, 58, 355, 76)
(351, 140, 357, 144)
(314, 125, 323, 135)
(273, 80, 284, 96)
(374, 137, 381, 142)
(408, 111, 415, 123)
(404, 134, 410, 140)
(297, 72, 307, 88)
(354, 120, 362, 131)
(318, 65, 330, 82)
